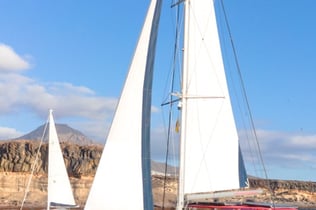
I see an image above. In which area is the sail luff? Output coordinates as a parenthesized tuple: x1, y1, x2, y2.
(47, 109, 76, 209)
(84, 0, 161, 209)
(142, 0, 163, 209)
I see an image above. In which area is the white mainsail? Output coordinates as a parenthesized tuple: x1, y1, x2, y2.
(47, 109, 76, 209)
(177, 0, 247, 208)
(84, 0, 162, 209)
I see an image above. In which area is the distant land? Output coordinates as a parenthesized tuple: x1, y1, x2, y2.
(0, 123, 176, 175)
(0, 124, 315, 208)
(12, 123, 95, 145)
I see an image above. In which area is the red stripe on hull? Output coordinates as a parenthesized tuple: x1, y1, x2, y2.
(188, 204, 297, 210)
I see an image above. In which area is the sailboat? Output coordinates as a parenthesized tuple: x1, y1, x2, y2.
(46, 109, 77, 209)
(20, 109, 77, 210)
(85, 0, 298, 210)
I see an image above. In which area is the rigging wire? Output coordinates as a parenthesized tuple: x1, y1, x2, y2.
(20, 117, 49, 210)
(219, 0, 276, 205)
(161, 1, 183, 209)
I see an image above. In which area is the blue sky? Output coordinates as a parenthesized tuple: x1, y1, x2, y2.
(0, 0, 315, 182)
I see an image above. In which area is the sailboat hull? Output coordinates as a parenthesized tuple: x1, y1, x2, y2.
(187, 203, 298, 210)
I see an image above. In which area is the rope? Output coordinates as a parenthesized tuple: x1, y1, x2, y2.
(20, 117, 49, 210)
(161, 1, 183, 209)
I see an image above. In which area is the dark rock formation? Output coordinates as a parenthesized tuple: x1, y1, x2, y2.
(249, 178, 316, 193)
(0, 140, 102, 177)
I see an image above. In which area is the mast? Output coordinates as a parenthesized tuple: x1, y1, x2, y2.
(176, 0, 190, 208)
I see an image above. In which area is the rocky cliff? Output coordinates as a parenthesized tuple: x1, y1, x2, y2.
(0, 140, 315, 208)
(0, 140, 102, 177)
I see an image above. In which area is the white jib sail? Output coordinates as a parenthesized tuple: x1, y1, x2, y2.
(47, 109, 76, 209)
(84, 0, 161, 209)
(179, 0, 245, 197)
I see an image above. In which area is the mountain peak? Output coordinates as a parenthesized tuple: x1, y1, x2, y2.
(16, 123, 94, 145)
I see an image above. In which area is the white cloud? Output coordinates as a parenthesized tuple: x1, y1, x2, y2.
(0, 43, 118, 141)
(289, 134, 316, 149)
(0, 77, 117, 141)
(0, 127, 22, 140)
(240, 129, 316, 179)
(151, 105, 160, 113)
(48, 82, 95, 95)
(0, 43, 30, 72)
(0, 72, 117, 119)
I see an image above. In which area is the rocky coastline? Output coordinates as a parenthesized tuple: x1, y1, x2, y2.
(0, 140, 315, 209)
